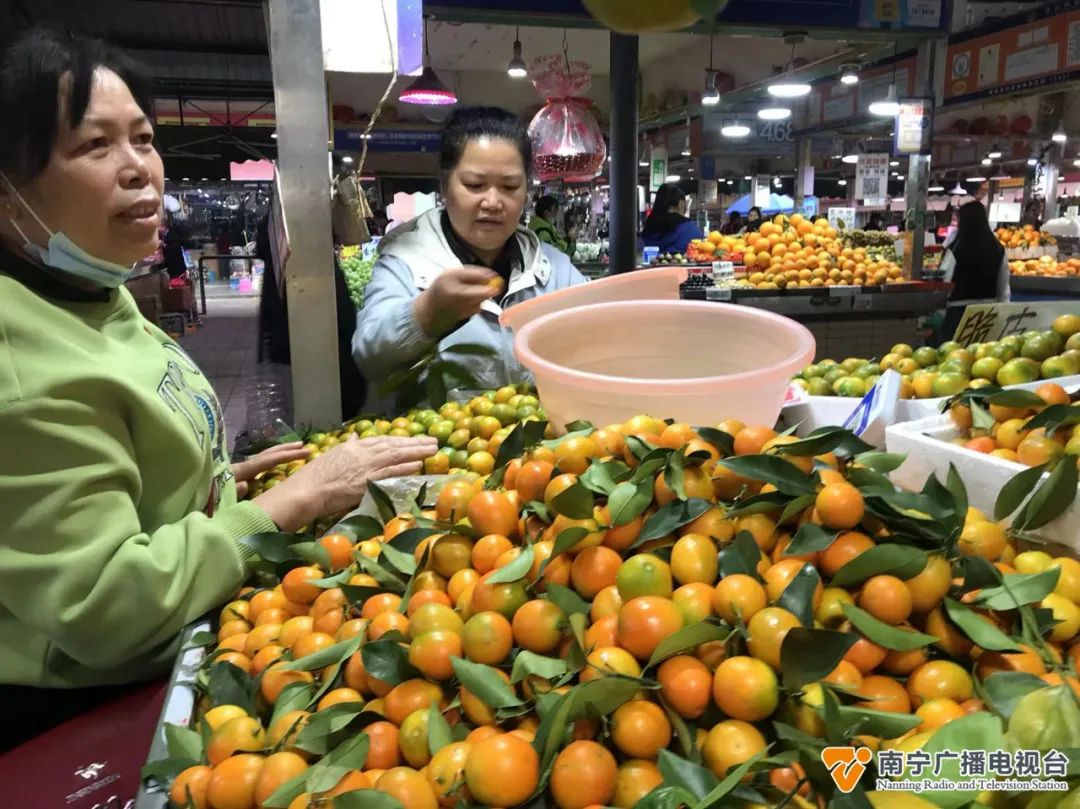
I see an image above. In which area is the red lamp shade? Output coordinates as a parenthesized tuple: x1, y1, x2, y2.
(399, 67, 457, 106)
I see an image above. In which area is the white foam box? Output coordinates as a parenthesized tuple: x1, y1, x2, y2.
(895, 374, 1080, 421)
(885, 414, 1080, 550)
(779, 371, 902, 449)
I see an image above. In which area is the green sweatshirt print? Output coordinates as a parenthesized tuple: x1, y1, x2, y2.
(0, 265, 276, 687)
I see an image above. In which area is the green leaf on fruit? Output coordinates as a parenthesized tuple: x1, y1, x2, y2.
(943, 597, 1020, 652)
(544, 582, 590, 616)
(451, 656, 524, 708)
(635, 498, 713, 546)
(1013, 456, 1078, 531)
(780, 628, 857, 691)
(841, 603, 936, 650)
(647, 621, 729, 669)
(782, 523, 837, 557)
(550, 482, 595, 519)
(974, 568, 1061, 610)
(717, 455, 816, 496)
(777, 563, 821, 627)
(485, 543, 535, 584)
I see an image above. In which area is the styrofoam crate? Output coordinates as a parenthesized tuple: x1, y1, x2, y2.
(895, 374, 1080, 422)
(885, 414, 1080, 550)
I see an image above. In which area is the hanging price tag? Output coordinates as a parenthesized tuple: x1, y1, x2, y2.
(712, 261, 735, 284)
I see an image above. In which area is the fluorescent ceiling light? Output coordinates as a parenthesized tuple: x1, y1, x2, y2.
(639, 160, 649, 167)
(868, 84, 899, 117)
(841, 154, 859, 164)
(966, 175, 987, 182)
(744, 175, 752, 180)
(1028, 156, 1039, 166)
(665, 174, 681, 182)
(837, 179, 847, 186)
(681, 148, 691, 156)
(991, 173, 1011, 180)
(270, 132, 278, 139)
(758, 106, 791, 120)
(896, 175, 904, 180)
(981, 157, 992, 166)
(721, 122, 751, 138)
(889, 160, 899, 167)
(342, 155, 354, 163)
(987, 145, 1002, 159)
(1053, 125, 1067, 143)
(928, 184, 945, 192)
(768, 80, 811, 98)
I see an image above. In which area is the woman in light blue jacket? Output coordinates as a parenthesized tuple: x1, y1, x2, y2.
(352, 107, 587, 409)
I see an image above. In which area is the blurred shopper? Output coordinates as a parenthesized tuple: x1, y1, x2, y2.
(640, 183, 700, 255)
(529, 194, 576, 257)
(939, 200, 1010, 339)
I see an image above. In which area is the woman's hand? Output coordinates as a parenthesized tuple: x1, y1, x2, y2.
(252, 435, 439, 532)
(414, 265, 503, 337)
(232, 441, 312, 498)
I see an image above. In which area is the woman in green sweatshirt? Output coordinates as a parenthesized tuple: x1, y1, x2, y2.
(0, 29, 437, 748)
(528, 194, 577, 257)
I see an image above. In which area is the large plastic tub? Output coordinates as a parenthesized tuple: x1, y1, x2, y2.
(500, 266, 689, 333)
(514, 300, 816, 429)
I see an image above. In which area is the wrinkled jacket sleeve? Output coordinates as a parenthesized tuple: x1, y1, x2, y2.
(539, 243, 589, 288)
(352, 254, 438, 381)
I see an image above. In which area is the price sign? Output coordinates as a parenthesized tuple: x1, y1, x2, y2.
(712, 261, 735, 284)
(828, 207, 857, 232)
(706, 287, 733, 301)
(895, 98, 934, 156)
(855, 153, 889, 202)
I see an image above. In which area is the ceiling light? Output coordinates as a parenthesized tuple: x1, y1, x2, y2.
(1028, 156, 1039, 166)
(182, 177, 190, 181)
(838, 179, 847, 186)
(639, 160, 649, 167)
(768, 33, 812, 98)
(744, 175, 752, 180)
(949, 182, 967, 195)
(342, 155, 354, 164)
(665, 174, 681, 182)
(839, 63, 859, 85)
(987, 145, 1002, 159)
(270, 132, 278, 139)
(1053, 124, 1067, 143)
(702, 70, 720, 106)
(201, 177, 207, 181)
(981, 157, 992, 166)
(721, 122, 751, 138)
(681, 148, 691, 156)
(928, 184, 945, 192)
(991, 173, 1011, 180)
(868, 84, 899, 117)
(507, 27, 527, 78)
(727, 179, 734, 185)
(966, 175, 987, 183)
(842, 153, 859, 164)
(889, 160, 899, 167)
(758, 106, 791, 120)
(400, 17, 457, 105)
(896, 174, 905, 180)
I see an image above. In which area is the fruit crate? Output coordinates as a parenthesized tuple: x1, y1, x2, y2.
(135, 619, 212, 809)
(885, 414, 1080, 550)
(135, 476, 457, 807)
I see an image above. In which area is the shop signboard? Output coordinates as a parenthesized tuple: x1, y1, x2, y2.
(333, 128, 442, 152)
(952, 301, 1079, 346)
(828, 207, 857, 232)
(944, 5, 1080, 104)
(650, 148, 667, 192)
(895, 97, 934, 155)
(795, 56, 916, 136)
(855, 153, 889, 203)
(427, 0, 946, 32)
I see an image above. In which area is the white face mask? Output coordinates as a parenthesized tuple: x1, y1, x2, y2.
(1, 172, 134, 289)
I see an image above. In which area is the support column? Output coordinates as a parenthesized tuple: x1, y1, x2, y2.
(265, 0, 342, 424)
(794, 137, 812, 211)
(608, 33, 639, 275)
(1045, 146, 1061, 221)
(903, 40, 936, 282)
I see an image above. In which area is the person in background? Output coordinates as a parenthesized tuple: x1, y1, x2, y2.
(162, 213, 190, 280)
(939, 200, 1010, 340)
(865, 212, 884, 231)
(640, 183, 701, 255)
(528, 194, 576, 257)
(743, 206, 763, 233)
(0, 28, 436, 749)
(353, 107, 587, 411)
(722, 211, 743, 235)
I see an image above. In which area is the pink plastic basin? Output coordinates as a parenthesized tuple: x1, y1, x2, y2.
(514, 300, 816, 430)
(500, 266, 688, 333)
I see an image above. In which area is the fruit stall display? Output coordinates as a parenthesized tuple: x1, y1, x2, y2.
(685, 217, 906, 291)
(339, 248, 377, 309)
(997, 226, 1057, 259)
(1010, 257, 1080, 278)
(938, 382, 1080, 467)
(147, 412, 1080, 809)
(793, 319, 1080, 399)
(246, 386, 545, 504)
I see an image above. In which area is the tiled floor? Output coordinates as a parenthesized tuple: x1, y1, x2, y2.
(180, 295, 260, 446)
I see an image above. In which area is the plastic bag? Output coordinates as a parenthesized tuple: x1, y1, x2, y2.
(527, 55, 606, 182)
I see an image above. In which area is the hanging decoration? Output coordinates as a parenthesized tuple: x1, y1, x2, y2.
(526, 36, 606, 183)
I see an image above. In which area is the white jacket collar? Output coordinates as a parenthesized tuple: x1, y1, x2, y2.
(379, 208, 552, 295)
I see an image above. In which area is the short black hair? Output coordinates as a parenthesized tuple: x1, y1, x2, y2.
(440, 106, 531, 176)
(0, 27, 153, 186)
(535, 195, 559, 220)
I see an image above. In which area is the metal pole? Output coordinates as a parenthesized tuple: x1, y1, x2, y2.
(609, 33, 639, 275)
(903, 40, 936, 282)
(1045, 145, 1061, 221)
(794, 137, 811, 212)
(265, 0, 342, 425)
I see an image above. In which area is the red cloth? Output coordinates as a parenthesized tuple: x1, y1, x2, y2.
(0, 682, 166, 809)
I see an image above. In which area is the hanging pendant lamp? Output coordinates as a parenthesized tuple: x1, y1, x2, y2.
(400, 17, 457, 105)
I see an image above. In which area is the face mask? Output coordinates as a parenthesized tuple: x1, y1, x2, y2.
(1, 172, 134, 288)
